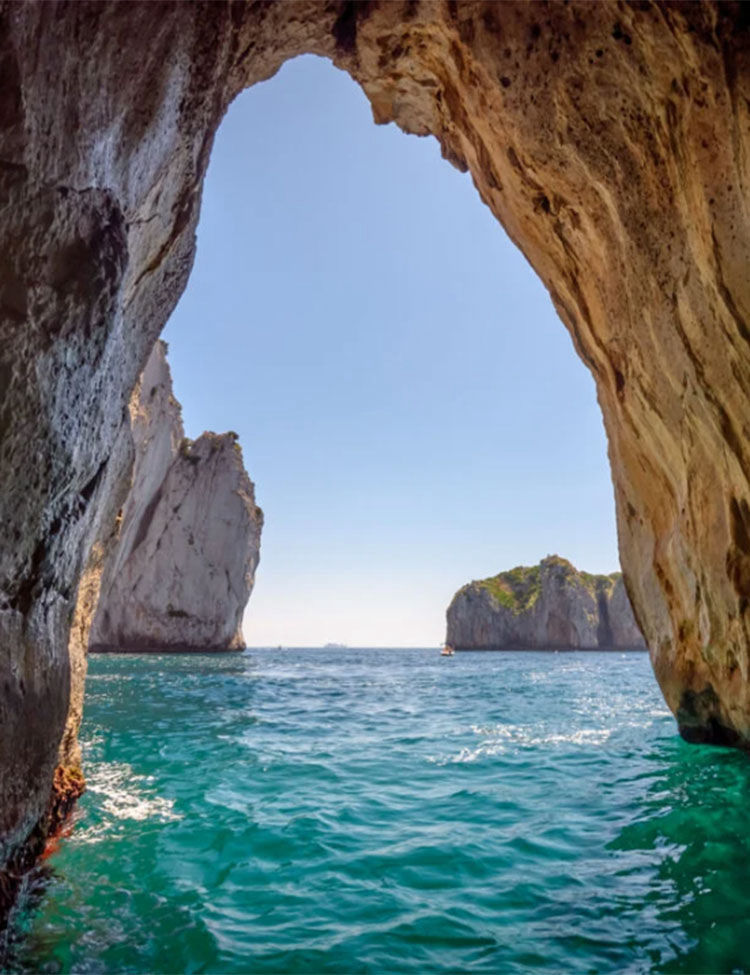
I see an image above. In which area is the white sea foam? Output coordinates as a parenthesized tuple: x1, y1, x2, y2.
(85, 762, 181, 825)
(428, 724, 613, 764)
(71, 821, 115, 845)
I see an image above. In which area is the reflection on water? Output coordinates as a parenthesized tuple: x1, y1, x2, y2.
(611, 736, 750, 974)
(7, 649, 750, 974)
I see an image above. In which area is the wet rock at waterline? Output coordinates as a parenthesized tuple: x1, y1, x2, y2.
(447, 556, 646, 652)
(2, 0, 750, 926)
(90, 342, 263, 652)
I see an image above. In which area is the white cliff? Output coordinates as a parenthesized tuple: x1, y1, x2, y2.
(89, 342, 263, 651)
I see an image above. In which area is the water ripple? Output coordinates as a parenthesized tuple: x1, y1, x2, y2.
(8, 649, 750, 974)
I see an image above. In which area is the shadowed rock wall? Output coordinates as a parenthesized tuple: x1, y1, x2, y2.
(1, 0, 749, 902)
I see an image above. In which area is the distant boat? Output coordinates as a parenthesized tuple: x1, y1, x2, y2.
(323, 642, 348, 650)
(441, 645, 455, 656)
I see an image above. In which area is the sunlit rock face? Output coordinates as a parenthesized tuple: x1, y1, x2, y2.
(608, 576, 646, 652)
(89, 341, 263, 652)
(1, 0, 749, 906)
(447, 556, 646, 651)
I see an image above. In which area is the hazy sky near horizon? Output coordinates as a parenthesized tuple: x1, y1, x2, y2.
(162, 55, 619, 647)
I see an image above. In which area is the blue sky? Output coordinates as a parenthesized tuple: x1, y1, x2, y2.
(163, 55, 618, 647)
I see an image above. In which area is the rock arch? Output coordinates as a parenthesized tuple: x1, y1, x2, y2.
(0, 0, 749, 893)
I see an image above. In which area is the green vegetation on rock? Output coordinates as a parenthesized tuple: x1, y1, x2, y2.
(476, 564, 542, 614)
(579, 569, 621, 596)
(471, 556, 621, 615)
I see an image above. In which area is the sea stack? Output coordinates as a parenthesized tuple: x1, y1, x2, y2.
(89, 342, 263, 652)
(446, 556, 646, 652)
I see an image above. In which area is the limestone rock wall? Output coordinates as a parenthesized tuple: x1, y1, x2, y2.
(90, 341, 263, 652)
(60, 420, 134, 771)
(2, 0, 750, 909)
(608, 576, 647, 651)
(447, 556, 646, 651)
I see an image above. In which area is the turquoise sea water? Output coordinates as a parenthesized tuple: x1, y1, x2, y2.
(7, 648, 750, 974)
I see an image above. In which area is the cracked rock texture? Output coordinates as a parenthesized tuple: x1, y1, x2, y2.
(1, 0, 750, 908)
(447, 556, 646, 651)
(90, 341, 263, 652)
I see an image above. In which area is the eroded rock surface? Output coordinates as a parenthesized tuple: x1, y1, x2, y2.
(447, 556, 646, 651)
(1, 0, 750, 916)
(90, 342, 262, 652)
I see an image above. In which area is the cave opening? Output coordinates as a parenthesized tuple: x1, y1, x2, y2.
(159, 54, 618, 649)
(6, 3, 750, 966)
